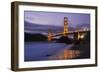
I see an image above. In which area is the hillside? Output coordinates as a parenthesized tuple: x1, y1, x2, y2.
(25, 33, 47, 42)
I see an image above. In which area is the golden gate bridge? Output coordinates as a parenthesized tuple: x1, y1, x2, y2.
(47, 17, 90, 41)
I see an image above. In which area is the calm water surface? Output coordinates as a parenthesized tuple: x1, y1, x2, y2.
(24, 42, 80, 61)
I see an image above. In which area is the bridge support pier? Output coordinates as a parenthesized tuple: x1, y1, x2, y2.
(47, 29, 53, 41)
(74, 32, 85, 42)
(74, 32, 80, 41)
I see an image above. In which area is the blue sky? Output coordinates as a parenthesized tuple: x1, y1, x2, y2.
(24, 11, 90, 27)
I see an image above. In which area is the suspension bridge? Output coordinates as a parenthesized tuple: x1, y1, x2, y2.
(47, 17, 90, 41)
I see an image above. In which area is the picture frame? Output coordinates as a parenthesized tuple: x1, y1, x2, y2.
(11, 1, 97, 71)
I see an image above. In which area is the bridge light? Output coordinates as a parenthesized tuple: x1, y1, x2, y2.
(80, 35, 84, 39)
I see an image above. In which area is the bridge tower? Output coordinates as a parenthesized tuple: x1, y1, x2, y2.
(63, 17, 68, 36)
(48, 29, 52, 41)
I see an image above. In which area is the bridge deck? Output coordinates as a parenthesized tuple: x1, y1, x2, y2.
(51, 30, 90, 37)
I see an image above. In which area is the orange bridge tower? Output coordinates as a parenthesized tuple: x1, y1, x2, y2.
(63, 17, 68, 36)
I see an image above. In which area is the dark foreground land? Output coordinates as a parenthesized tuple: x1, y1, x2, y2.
(71, 31, 90, 59)
(71, 42, 90, 59)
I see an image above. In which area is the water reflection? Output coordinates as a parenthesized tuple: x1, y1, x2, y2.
(49, 49, 81, 60)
